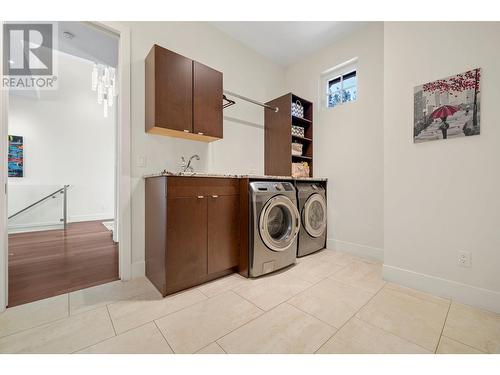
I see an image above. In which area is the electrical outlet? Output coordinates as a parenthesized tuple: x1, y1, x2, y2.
(458, 251, 471, 268)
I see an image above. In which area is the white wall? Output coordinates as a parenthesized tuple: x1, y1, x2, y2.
(8, 52, 115, 231)
(285, 23, 384, 261)
(123, 22, 287, 275)
(383, 22, 500, 313)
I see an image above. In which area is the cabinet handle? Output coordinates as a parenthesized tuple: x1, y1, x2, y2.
(183, 129, 190, 133)
(197, 132, 204, 135)
(197, 195, 204, 199)
(211, 195, 219, 198)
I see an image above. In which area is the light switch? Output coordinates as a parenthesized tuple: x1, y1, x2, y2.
(137, 155, 146, 168)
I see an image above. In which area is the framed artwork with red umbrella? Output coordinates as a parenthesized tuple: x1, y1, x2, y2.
(413, 68, 481, 143)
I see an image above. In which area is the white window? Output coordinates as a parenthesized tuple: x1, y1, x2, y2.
(321, 58, 358, 109)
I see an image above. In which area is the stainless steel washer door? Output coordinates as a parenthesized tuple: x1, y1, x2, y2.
(302, 193, 327, 238)
(259, 195, 300, 252)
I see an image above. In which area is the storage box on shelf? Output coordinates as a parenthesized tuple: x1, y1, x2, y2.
(292, 125, 305, 138)
(292, 142, 303, 156)
(291, 99, 304, 118)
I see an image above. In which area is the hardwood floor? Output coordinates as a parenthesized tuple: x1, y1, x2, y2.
(8, 220, 119, 307)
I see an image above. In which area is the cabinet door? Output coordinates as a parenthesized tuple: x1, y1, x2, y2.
(193, 61, 223, 139)
(207, 195, 240, 274)
(155, 46, 193, 133)
(166, 196, 207, 291)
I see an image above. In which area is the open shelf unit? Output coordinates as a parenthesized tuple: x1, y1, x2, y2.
(264, 93, 313, 177)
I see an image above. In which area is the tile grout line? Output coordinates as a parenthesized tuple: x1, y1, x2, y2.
(202, 255, 351, 308)
(314, 280, 387, 353)
(385, 284, 451, 309)
(151, 290, 259, 354)
(205, 290, 272, 352)
(70, 321, 161, 354)
(215, 302, 287, 353)
(351, 282, 453, 353)
(351, 283, 442, 353)
(280, 256, 383, 331)
(284, 301, 341, 330)
(216, 342, 228, 354)
(0, 307, 82, 341)
(196, 341, 228, 354)
(230, 288, 268, 311)
(105, 304, 118, 336)
(438, 335, 488, 354)
(69, 278, 158, 317)
(197, 288, 210, 298)
(98, 291, 208, 338)
(435, 301, 452, 353)
(153, 320, 176, 354)
(355, 313, 433, 353)
(231, 273, 317, 311)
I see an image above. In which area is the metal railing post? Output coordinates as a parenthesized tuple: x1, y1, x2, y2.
(62, 185, 68, 230)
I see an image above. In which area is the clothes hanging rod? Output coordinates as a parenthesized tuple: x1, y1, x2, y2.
(223, 90, 279, 113)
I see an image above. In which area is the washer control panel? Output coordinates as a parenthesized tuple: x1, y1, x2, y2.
(250, 181, 296, 193)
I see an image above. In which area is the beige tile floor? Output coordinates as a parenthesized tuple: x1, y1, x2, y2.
(1, 249, 499, 354)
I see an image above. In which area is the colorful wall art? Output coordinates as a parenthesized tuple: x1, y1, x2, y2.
(8, 135, 24, 177)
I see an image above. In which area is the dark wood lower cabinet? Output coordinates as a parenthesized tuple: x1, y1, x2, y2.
(145, 176, 240, 297)
(208, 195, 240, 274)
(166, 197, 208, 293)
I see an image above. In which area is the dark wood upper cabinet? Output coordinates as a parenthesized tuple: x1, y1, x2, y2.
(145, 44, 223, 142)
(145, 45, 193, 134)
(208, 195, 239, 274)
(193, 61, 223, 139)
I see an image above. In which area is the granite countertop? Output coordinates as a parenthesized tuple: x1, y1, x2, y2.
(143, 170, 327, 181)
(245, 174, 328, 182)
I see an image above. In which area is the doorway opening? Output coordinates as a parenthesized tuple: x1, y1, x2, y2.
(6, 22, 120, 307)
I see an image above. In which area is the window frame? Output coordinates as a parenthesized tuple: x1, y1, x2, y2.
(320, 58, 358, 110)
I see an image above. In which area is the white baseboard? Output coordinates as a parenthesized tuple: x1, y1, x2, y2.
(131, 260, 145, 278)
(8, 221, 62, 234)
(7, 214, 114, 234)
(383, 264, 500, 314)
(327, 238, 384, 262)
(69, 213, 114, 223)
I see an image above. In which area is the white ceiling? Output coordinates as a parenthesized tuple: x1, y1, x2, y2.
(210, 21, 369, 67)
(57, 22, 119, 67)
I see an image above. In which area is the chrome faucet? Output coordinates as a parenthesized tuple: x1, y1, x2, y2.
(180, 154, 200, 173)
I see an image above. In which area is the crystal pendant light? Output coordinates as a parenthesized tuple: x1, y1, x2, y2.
(91, 63, 98, 91)
(103, 98, 108, 118)
(91, 63, 117, 118)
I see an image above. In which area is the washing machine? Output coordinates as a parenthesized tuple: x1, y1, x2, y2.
(296, 182, 327, 257)
(249, 181, 300, 277)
